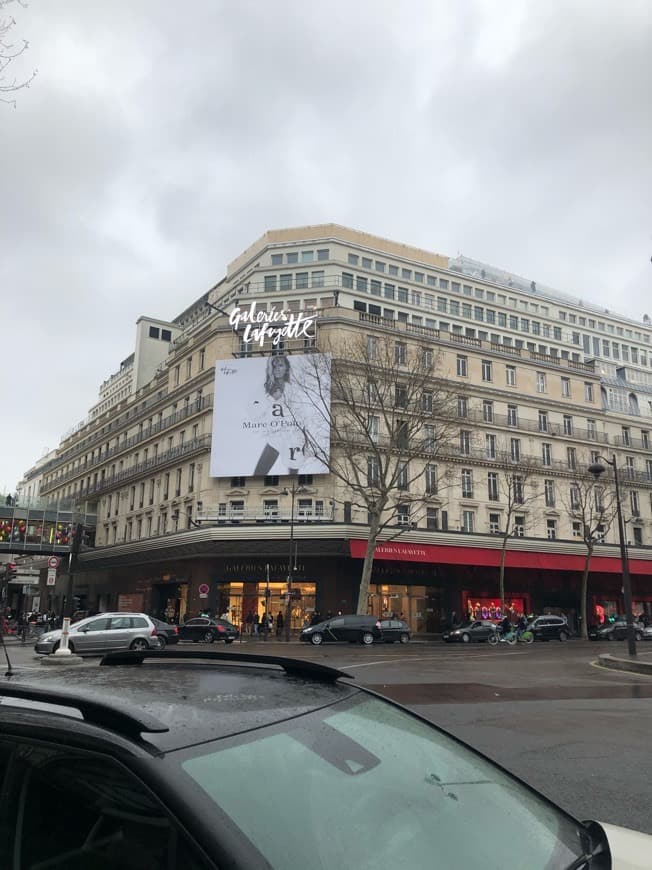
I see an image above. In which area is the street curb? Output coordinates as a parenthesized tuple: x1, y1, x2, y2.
(597, 653, 652, 676)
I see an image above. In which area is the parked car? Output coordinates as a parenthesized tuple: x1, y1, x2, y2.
(299, 614, 382, 645)
(34, 612, 161, 655)
(151, 617, 180, 649)
(178, 617, 239, 644)
(527, 615, 571, 642)
(378, 618, 411, 644)
(589, 616, 645, 642)
(442, 620, 497, 643)
(1, 647, 650, 868)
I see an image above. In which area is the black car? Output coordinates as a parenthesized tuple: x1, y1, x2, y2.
(527, 615, 571, 642)
(178, 617, 239, 644)
(442, 620, 497, 643)
(589, 616, 645, 642)
(0, 647, 648, 868)
(299, 614, 382, 645)
(378, 618, 411, 644)
(151, 618, 180, 649)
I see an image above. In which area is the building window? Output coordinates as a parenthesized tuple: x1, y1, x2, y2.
(395, 384, 407, 408)
(423, 425, 436, 453)
(566, 447, 577, 470)
(367, 457, 380, 487)
(149, 325, 160, 339)
(513, 476, 524, 504)
(264, 475, 280, 487)
(505, 365, 516, 386)
(513, 515, 525, 537)
(456, 355, 468, 377)
(542, 443, 552, 466)
(397, 461, 409, 490)
(625, 456, 635, 479)
(342, 272, 354, 288)
(489, 513, 501, 534)
(422, 390, 434, 413)
(368, 415, 380, 443)
(536, 372, 546, 393)
(175, 469, 182, 497)
(641, 431, 649, 450)
(230, 476, 245, 488)
(483, 400, 494, 423)
(570, 485, 581, 511)
(546, 519, 557, 540)
(174, 365, 180, 386)
(621, 426, 631, 447)
(461, 469, 473, 498)
(186, 357, 192, 378)
(263, 500, 279, 519)
(397, 503, 410, 525)
(425, 464, 438, 494)
(584, 383, 594, 402)
(396, 421, 409, 450)
(395, 342, 407, 365)
(427, 507, 439, 530)
(462, 511, 475, 533)
(633, 527, 643, 546)
(563, 415, 573, 436)
(538, 411, 548, 432)
(487, 472, 499, 501)
(587, 419, 597, 440)
(317, 248, 329, 261)
(422, 347, 434, 369)
(264, 275, 277, 292)
(510, 438, 521, 462)
(457, 396, 468, 418)
(486, 434, 496, 459)
(460, 430, 471, 455)
(630, 491, 640, 516)
(507, 404, 518, 427)
(481, 360, 493, 382)
(544, 479, 555, 507)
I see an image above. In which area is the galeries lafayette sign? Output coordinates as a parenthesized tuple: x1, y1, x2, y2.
(229, 302, 316, 347)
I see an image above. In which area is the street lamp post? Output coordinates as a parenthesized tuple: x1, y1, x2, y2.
(283, 484, 306, 642)
(588, 455, 636, 657)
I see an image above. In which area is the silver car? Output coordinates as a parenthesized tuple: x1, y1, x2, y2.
(34, 612, 161, 655)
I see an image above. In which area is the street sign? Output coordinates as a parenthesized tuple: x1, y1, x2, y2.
(47, 556, 60, 569)
(47, 568, 57, 586)
(198, 583, 209, 599)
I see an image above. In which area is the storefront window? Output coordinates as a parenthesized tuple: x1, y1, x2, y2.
(367, 585, 441, 633)
(465, 597, 527, 622)
(219, 581, 316, 631)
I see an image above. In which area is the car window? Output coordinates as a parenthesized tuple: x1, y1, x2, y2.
(83, 618, 112, 633)
(110, 616, 132, 630)
(186, 619, 205, 626)
(131, 617, 148, 628)
(2, 739, 212, 869)
(181, 695, 586, 870)
(329, 618, 345, 628)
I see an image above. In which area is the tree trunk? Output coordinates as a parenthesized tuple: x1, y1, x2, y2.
(356, 513, 382, 615)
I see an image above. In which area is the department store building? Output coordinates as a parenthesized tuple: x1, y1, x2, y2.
(17, 224, 652, 632)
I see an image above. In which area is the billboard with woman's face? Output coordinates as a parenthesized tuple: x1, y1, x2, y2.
(209, 354, 331, 477)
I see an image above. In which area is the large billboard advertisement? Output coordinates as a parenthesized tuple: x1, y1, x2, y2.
(209, 354, 331, 477)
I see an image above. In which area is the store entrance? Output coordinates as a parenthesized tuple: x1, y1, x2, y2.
(367, 585, 442, 633)
(152, 584, 188, 624)
(218, 581, 316, 632)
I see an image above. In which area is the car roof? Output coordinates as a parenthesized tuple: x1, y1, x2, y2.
(0, 652, 359, 754)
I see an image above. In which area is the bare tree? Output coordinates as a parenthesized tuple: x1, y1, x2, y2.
(560, 474, 617, 639)
(1, 0, 36, 107)
(492, 459, 540, 613)
(295, 332, 459, 614)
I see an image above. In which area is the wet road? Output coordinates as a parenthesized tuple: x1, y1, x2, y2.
(12, 637, 652, 834)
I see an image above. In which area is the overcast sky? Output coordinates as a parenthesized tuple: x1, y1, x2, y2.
(2, 0, 650, 494)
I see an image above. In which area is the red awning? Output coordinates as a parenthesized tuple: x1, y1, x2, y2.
(348, 539, 652, 576)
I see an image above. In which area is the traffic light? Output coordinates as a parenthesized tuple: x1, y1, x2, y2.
(6, 563, 17, 581)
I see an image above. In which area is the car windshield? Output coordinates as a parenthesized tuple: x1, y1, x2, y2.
(179, 695, 586, 869)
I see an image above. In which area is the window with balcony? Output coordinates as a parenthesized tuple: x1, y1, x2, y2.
(397, 461, 409, 490)
(486, 434, 496, 459)
(513, 476, 524, 504)
(538, 411, 548, 432)
(263, 499, 279, 519)
(542, 443, 552, 466)
(368, 415, 380, 443)
(587, 419, 597, 440)
(483, 400, 494, 423)
(510, 438, 521, 462)
(423, 425, 436, 453)
(630, 490, 640, 517)
(621, 427, 631, 446)
(460, 430, 471, 455)
(367, 457, 380, 487)
(457, 396, 468, 418)
(507, 404, 518, 427)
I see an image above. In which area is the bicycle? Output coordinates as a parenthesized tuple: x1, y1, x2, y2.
(488, 626, 534, 646)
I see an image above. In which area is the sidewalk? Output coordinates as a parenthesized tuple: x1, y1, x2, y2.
(596, 649, 652, 676)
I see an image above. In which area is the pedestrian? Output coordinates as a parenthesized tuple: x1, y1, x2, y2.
(500, 614, 512, 636)
(276, 611, 284, 637)
(245, 609, 254, 636)
(254, 612, 260, 636)
(221, 608, 230, 622)
(310, 611, 321, 626)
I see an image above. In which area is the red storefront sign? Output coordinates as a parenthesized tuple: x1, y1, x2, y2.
(349, 539, 652, 576)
